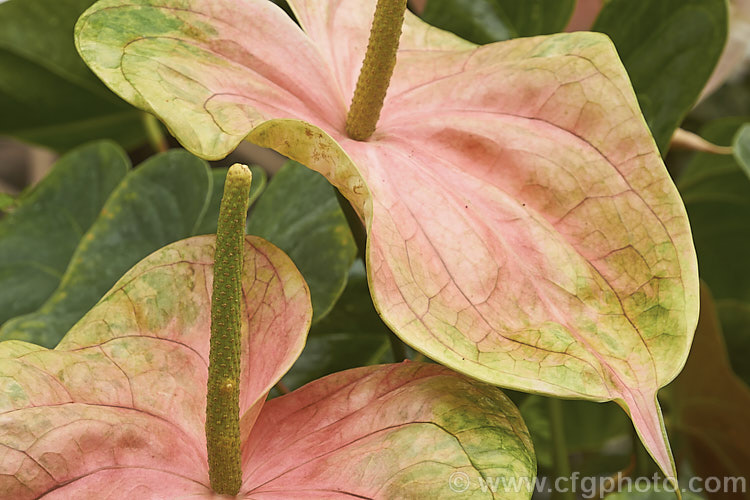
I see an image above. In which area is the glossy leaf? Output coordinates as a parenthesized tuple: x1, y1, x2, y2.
(421, 0, 514, 44)
(422, 0, 575, 44)
(247, 161, 357, 321)
(498, 0, 576, 36)
(0, 141, 129, 325)
(279, 260, 394, 391)
(678, 118, 750, 383)
(592, 0, 728, 153)
(733, 123, 750, 179)
(0, 0, 146, 151)
(0, 237, 536, 498)
(194, 165, 267, 236)
(670, 284, 750, 494)
(76, 0, 700, 480)
(0, 149, 212, 348)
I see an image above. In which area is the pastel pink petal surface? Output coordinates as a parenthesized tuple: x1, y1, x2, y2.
(0, 236, 535, 498)
(0, 236, 311, 498)
(75, 0, 700, 481)
(240, 362, 535, 499)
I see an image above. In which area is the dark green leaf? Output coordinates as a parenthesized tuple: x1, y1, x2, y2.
(279, 260, 394, 391)
(592, 0, 727, 153)
(0, 0, 146, 151)
(0, 141, 129, 325)
(519, 395, 630, 470)
(194, 165, 267, 235)
(0, 149, 212, 347)
(678, 117, 750, 385)
(421, 0, 575, 44)
(733, 123, 750, 180)
(493, 0, 575, 37)
(422, 0, 516, 43)
(270, 0, 294, 18)
(715, 302, 750, 385)
(247, 161, 357, 322)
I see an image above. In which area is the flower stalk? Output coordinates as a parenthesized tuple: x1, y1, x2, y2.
(206, 164, 252, 495)
(345, 0, 407, 141)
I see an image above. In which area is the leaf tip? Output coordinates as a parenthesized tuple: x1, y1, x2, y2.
(620, 390, 678, 486)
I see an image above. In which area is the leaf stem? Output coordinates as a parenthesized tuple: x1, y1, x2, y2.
(548, 397, 575, 500)
(206, 164, 252, 495)
(345, 0, 407, 141)
(142, 112, 168, 153)
(365, 338, 391, 365)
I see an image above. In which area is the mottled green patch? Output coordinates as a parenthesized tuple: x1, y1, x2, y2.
(423, 374, 535, 499)
(529, 32, 603, 57)
(0, 379, 29, 409)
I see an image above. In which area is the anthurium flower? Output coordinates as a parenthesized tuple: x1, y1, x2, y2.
(0, 235, 535, 498)
(75, 0, 699, 481)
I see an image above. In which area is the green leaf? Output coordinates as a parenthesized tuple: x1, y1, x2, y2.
(519, 395, 631, 470)
(0, 141, 129, 325)
(279, 260, 394, 391)
(592, 0, 728, 153)
(678, 117, 750, 384)
(0, 149, 212, 347)
(0, 0, 145, 151)
(714, 302, 750, 385)
(493, 0, 576, 37)
(0, 192, 14, 212)
(733, 123, 750, 180)
(421, 0, 575, 44)
(422, 0, 515, 44)
(194, 165, 267, 236)
(247, 161, 357, 322)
